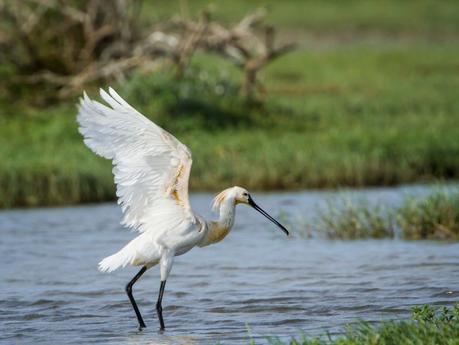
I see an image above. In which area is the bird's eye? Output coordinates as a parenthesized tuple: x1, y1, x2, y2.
(243, 192, 248, 196)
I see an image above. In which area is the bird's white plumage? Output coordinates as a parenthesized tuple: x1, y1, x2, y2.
(76, 88, 288, 330)
(76, 88, 272, 279)
(77, 88, 193, 234)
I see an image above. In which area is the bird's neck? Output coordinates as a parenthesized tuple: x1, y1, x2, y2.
(199, 196, 236, 247)
(217, 196, 236, 230)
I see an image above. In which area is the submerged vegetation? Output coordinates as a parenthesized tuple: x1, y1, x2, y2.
(398, 192, 459, 240)
(261, 305, 459, 345)
(308, 190, 459, 240)
(317, 199, 394, 240)
(1, 0, 459, 208)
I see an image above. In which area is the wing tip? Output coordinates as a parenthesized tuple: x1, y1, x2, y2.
(79, 90, 89, 106)
(99, 87, 110, 100)
(108, 86, 117, 97)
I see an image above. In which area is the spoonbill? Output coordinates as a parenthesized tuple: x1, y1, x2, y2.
(77, 88, 289, 330)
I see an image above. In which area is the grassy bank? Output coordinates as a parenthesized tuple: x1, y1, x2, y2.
(149, 0, 459, 35)
(261, 305, 459, 345)
(1, 1, 459, 208)
(2, 43, 459, 207)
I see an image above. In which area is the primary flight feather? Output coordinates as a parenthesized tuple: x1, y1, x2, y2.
(77, 88, 289, 330)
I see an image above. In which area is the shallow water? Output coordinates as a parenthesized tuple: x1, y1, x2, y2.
(1, 184, 459, 344)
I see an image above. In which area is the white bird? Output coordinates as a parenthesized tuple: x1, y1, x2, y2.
(77, 88, 289, 330)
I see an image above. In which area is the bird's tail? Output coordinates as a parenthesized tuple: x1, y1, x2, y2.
(98, 245, 134, 273)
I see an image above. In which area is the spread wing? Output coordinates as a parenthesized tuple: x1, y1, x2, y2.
(77, 88, 193, 232)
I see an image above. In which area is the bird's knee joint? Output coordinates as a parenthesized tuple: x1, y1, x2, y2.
(125, 283, 132, 294)
(156, 303, 162, 312)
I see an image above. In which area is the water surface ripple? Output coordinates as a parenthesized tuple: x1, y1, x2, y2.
(1, 185, 458, 344)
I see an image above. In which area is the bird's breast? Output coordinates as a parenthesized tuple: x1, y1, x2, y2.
(198, 222, 230, 247)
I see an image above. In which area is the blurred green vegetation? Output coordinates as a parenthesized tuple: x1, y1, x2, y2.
(1, 0, 459, 207)
(148, 0, 459, 34)
(262, 305, 459, 345)
(398, 191, 459, 240)
(298, 189, 459, 240)
(315, 198, 394, 240)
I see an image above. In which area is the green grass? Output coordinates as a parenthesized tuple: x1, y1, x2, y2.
(308, 190, 459, 240)
(1, 1, 459, 208)
(261, 305, 459, 345)
(0, 105, 114, 207)
(2, 43, 459, 207)
(147, 0, 459, 36)
(398, 191, 459, 240)
(315, 198, 394, 240)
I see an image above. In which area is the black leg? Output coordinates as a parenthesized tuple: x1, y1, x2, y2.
(125, 266, 147, 329)
(156, 280, 167, 330)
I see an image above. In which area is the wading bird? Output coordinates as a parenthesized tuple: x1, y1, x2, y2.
(77, 88, 289, 330)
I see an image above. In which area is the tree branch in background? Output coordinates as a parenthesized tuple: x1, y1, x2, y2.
(241, 26, 297, 98)
(0, 0, 296, 102)
(145, 8, 296, 99)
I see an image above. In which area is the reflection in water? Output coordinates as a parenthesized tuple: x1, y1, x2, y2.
(1, 185, 459, 344)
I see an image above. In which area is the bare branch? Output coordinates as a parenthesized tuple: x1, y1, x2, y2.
(1, 2, 296, 101)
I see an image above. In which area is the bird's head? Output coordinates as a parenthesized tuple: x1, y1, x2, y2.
(233, 186, 251, 205)
(213, 186, 289, 236)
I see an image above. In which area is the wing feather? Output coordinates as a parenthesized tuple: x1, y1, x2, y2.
(77, 88, 193, 232)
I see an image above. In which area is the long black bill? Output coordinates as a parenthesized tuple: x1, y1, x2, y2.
(248, 196, 289, 236)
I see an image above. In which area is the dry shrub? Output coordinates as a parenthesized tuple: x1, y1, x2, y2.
(0, 0, 147, 100)
(0, 0, 296, 102)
